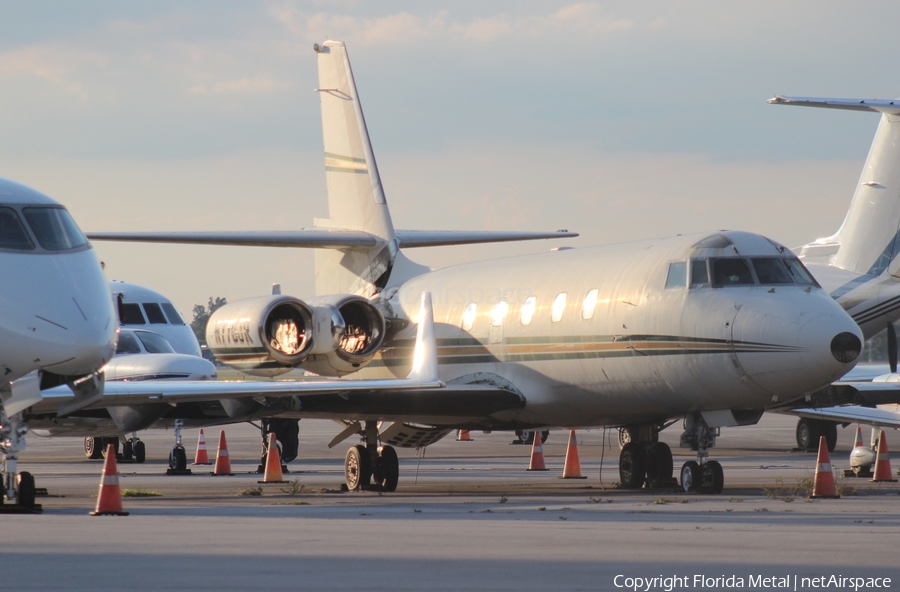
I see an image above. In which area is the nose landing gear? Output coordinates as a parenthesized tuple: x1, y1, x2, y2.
(0, 404, 41, 512)
(679, 414, 724, 494)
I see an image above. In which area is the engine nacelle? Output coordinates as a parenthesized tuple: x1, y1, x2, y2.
(300, 295, 386, 377)
(206, 296, 314, 377)
(206, 294, 386, 377)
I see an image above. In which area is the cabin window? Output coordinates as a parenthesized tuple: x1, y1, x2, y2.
(120, 303, 146, 325)
(0, 208, 34, 251)
(551, 292, 567, 323)
(461, 303, 477, 331)
(520, 296, 536, 325)
(751, 257, 794, 285)
(142, 303, 168, 324)
(491, 300, 508, 327)
(690, 259, 709, 287)
(21, 207, 88, 251)
(161, 303, 185, 325)
(115, 332, 141, 354)
(665, 262, 687, 289)
(711, 258, 754, 287)
(582, 289, 598, 320)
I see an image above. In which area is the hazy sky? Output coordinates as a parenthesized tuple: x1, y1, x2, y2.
(2, 1, 898, 318)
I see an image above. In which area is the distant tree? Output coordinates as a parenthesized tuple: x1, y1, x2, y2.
(191, 297, 227, 346)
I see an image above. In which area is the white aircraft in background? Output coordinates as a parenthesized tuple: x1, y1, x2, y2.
(0, 178, 116, 509)
(765, 97, 900, 450)
(83, 40, 867, 495)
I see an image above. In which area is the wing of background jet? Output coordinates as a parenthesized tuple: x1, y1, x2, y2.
(784, 405, 900, 429)
(86, 229, 577, 248)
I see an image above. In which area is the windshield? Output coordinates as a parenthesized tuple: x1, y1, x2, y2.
(693, 256, 820, 289)
(115, 332, 142, 354)
(21, 207, 88, 251)
(0, 207, 34, 251)
(135, 331, 176, 354)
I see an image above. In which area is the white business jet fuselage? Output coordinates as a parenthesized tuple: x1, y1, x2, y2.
(0, 177, 116, 506)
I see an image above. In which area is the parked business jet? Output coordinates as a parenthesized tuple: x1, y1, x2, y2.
(0, 178, 116, 508)
(86, 41, 865, 494)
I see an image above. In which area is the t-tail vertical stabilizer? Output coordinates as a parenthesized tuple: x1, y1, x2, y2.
(313, 41, 398, 297)
(772, 97, 900, 277)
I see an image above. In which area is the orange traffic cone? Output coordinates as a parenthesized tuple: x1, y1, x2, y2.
(457, 429, 473, 442)
(526, 431, 548, 471)
(853, 426, 864, 449)
(809, 435, 840, 499)
(258, 432, 287, 483)
(560, 429, 587, 479)
(872, 430, 897, 482)
(193, 429, 211, 465)
(211, 430, 234, 476)
(90, 443, 129, 516)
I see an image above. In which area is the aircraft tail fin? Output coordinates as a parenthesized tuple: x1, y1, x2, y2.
(313, 40, 398, 296)
(773, 96, 900, 277)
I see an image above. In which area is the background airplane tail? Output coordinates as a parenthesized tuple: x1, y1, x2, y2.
(313, 40, 399, 296)
(778, 97, 900, 277)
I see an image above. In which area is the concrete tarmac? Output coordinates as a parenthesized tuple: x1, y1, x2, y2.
(5, 414, 900, 591)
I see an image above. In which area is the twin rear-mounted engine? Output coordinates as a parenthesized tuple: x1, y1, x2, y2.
(206, 294, 386, 377)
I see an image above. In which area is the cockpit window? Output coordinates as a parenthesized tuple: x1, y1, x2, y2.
(143, 303, 168, 324)
(161, 303, 185, 325)
(751, 257, 794, 285)
(690, 259, 709, 287)
(120, 303, 146, 325)
(22, 207, 88, 251)
(135, 331, 176, 354)
(115, 332, 142, 354)
(785, 257, 819, 287)
(665, 262, 687, 289)
(711, 258, 754, 287)
(0, 207, 34, 251)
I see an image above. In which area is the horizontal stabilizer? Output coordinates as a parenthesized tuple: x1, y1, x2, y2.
(769, 96, 900, 115)
(86, 229, 578, 249)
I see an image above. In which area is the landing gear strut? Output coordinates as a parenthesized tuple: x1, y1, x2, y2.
(0, 404, 40, 511)
(343, 420, 399, 492)
(258, 418, 299, 472)
(616, 424, 675, 489)
(679, 414, 724, 494)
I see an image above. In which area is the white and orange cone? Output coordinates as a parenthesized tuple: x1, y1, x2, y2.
(456, 429, 473, 442)
(526, 431, 548, 471)
(211, 430, 234, 476)
(560, 429, 587, 479)
(853, 425, 864, 449)
(193, 428, 211, 465)
(872, 430, 897, 482)
(809, 435, 840, 499)
(259, 432, 287, 483)
(90, 443, 129, 516)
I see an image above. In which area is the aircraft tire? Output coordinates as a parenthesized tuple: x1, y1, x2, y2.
(795, 419, 821, 451)
(345, 445, 371, 491)
(619, 442, 647, 489)
(122, 440, 134, 461)
(705, 460, 724, 494)
(681, 461, 701, 493)
(821, 421, 838, 453)
(133, 441, 146, 464)
(169, 445, 187, 472)
(16, 472, 36, 509)
(646, 442, 673, 487)
(376, 446, 399, 492)
(83, 437, 104, 460)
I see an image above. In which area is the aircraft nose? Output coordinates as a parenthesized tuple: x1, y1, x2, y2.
(830, 331, 862, 364)
(731, 294, 862, 402)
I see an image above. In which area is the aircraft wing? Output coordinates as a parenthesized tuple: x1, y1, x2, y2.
(85, 229, 577, 249)
(783, 405, 900, 429)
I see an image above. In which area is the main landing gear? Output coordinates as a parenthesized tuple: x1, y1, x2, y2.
(795, 418, 837, 453)
(678, 414, 724, 494)
(83, 434, 145, 463)
(166, 419, 191, 475)
(344, 420, 399, 492)
(258, 418, 300, 472)
(616, 425, 676, 489)
(0, 403, 40, 511)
